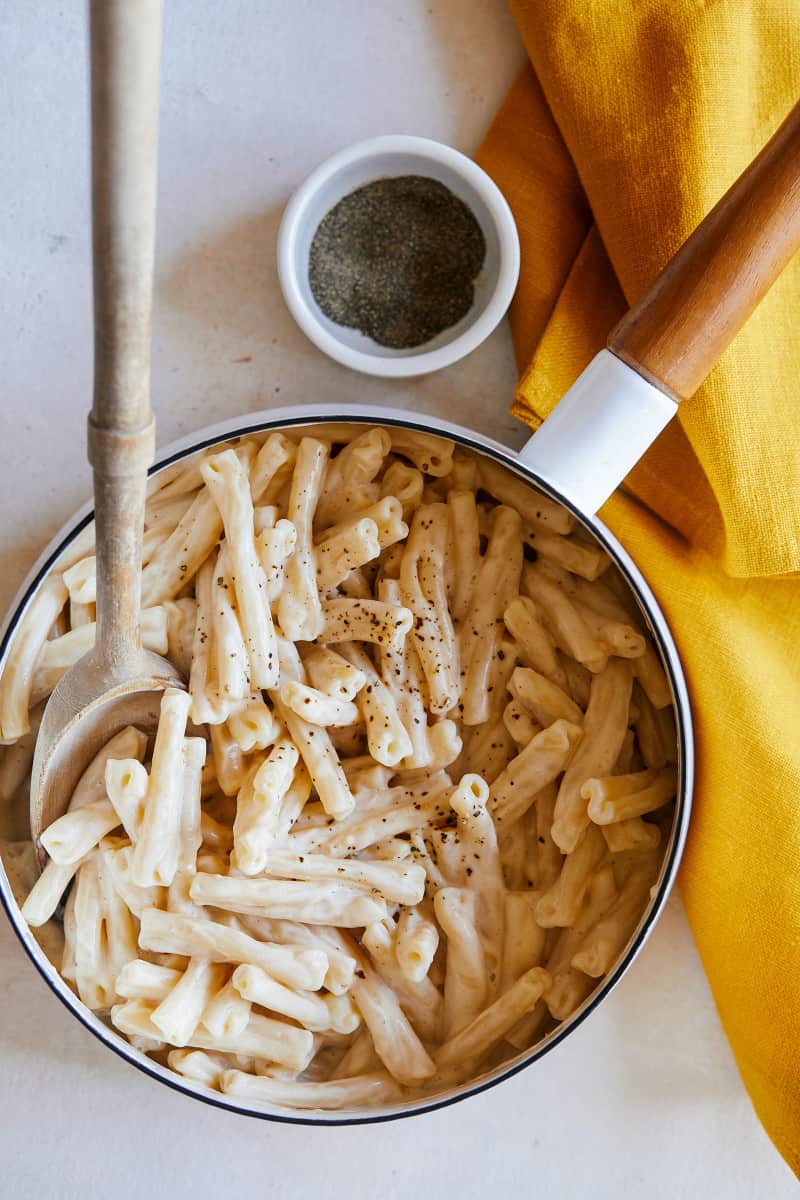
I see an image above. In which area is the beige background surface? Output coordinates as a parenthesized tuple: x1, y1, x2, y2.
(0, 3, 793, 1194)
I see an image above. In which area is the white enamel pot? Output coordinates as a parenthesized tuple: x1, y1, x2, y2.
(0, 397, 692, 1125)
(3, 95, 800, 1123)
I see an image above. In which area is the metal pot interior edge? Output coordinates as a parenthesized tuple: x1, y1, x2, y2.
(0, 403, 694, 1126)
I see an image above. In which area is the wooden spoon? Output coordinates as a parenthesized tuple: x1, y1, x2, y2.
(30, 0, 181, 857)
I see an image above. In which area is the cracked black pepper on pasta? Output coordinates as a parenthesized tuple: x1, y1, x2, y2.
(4, 421, 678, 1112)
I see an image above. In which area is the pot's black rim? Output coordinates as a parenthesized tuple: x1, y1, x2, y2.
(0, 410, 693, 1126)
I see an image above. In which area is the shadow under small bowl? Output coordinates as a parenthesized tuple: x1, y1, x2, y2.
(277, 134, 520, 377)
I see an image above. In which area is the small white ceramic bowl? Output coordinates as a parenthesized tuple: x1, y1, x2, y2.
(277, 134, 520, 377)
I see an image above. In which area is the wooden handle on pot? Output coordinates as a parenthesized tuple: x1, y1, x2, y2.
(608, 98, 800, 402)
(88, 0, 162, 673)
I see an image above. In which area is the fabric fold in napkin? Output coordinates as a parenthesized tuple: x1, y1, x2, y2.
(478, 0, 800, 1175)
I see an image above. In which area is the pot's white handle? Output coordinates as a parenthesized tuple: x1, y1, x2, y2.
(89, 0, 161, 673)
(516, 350, 677, 515)
(518, 95, 800, 516)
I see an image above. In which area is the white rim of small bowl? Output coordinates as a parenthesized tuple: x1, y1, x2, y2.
(277, 134, 521, 377)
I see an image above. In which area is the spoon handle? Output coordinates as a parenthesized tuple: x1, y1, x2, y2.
(88, 0, 162, 674)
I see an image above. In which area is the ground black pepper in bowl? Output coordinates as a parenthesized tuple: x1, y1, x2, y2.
(308, 175, 486, 350)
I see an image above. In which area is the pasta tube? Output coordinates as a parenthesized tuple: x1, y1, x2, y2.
(104, 757, 149, 841)
(377, 579, 461, 770)
(250, 431, 297, 503)
(461, 506, 523, 726)
(316, 517, 381, 592)
(583, 766, 678, 825)
(389, 428, 454, 476)
(330, 933, 435, 1085)
(477, 457, 572, 533)
(449, 774, 505, 987)
(275, 762, 313, 840)
(177, 736, 206, 873)
(210, 544, 251, 702)
(221, 1069, 399, 1109)
(573, 600, 646, 659)
(503, 595, 567, 689)
(232, 964, 332, 1031)
(0, 703, 43, 803)
(447, 490, 481, 623)
(600, 817, 662, 853)
(522, 565, 607, 673)
(164, 597, 198, 678)
(201, 978, 252, 1040)
(571, 859, 659, 977)
(263, 849, 425, 905)
(116, 960, 183, 1003)
(279, 680, 360, 728)
(434, 887, 487, 1038)
(633, 643, 673, 709)
(329, 1029, 380, 1080)
(303, 646, 366, 702)
(140, 490, 223, 606)
(188, 560, 229, 726)
(380, 460, 424, 520)
(337, 641, 412, 767)
(73, 856, 113, 1010)
(151, 959, 227, 1046)
(633, 683, 672, 769)
(489, 719, 583, 828)
(30, 607, 168, 704)
(201, 450, 279, 689)
(551, 660, 634, 852)
(435, 966, 551, 1081)
(361, 920, 442, 1043)
(98, 841, 165, 918)
(188, 872, 388, 927)
(321, 791, 452, 858)
(167, 1048, 229, 1089)
(63, 555, 97, 604)
(225, 694, 282, 753)
(500, 891, 546, 993)
(395, 907, 440, 983)
(232, 738, 299, 874)
(208, 720, 248, 797)
(317, 496, 408, 557)
(131, 688, 192, 887)
(40, 799, 121, 865)
(400, 504, 460, 714)
(98, 849, 139, 988)
(509, 666, 584, 727)
(237, 915, 356, 996)
(255, 519, 297, 603)
(319, 598, 413, 653)
(271, 696, 355, 820)
(522, 528, 610, 581)
(316, 428, 390, 527)
(279, 437, 328, 640)
(535, 824, 607, 928)
(530, 781, 563, 891)
(232, 964, 358, 1035)
(111, 998, 314, 1072)
(534, 865, 619, 1025)
(502, 699, 541, 748)
(21, 856, 84, 927)
(0, 573, 67, 739)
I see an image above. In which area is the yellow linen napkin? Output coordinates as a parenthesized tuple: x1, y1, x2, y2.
(477, 3, 800, 1174)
